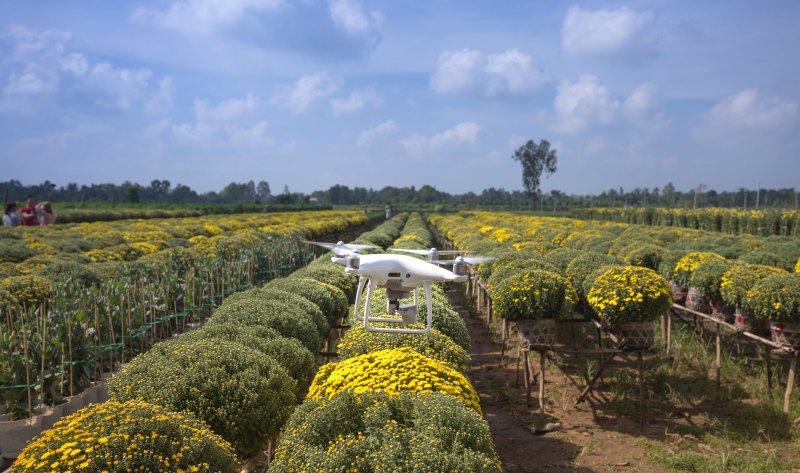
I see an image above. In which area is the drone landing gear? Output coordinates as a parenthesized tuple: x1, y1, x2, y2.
(353, 277, 433, 334)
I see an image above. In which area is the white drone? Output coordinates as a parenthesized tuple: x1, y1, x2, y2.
(308, 241, 492, 334)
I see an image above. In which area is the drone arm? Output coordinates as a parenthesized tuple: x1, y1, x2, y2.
(423, 280, 433, 332)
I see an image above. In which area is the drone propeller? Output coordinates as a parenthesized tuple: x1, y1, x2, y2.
(389, 248, 464, 256)
(430, 255, 495, 266)
(306, 240, 380, 256)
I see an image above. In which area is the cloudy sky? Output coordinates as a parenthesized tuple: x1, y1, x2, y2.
(1, 0, 798, 195)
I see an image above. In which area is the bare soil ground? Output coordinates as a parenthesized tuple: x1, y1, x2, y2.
(447, 285, 672, 473)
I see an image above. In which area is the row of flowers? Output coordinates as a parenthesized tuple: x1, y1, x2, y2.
(12, 212, 393, 471)
(429, 211, 800, 348)
(269, 212, 501, 472)
(0, 210, 366, 426)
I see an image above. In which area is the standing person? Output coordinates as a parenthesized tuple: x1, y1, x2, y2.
(36, 201, 56, 225)
(2, 202, 20, 227)
(20, 196, 37, 226)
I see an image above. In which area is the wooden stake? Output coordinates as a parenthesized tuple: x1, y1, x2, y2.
(765, 347, 773, 392)
(539, 350, 546, 416)
(784, 351, 798, 415)
(715, 323, 722, 395)
(638, 351, 645, 429)
(666, 312, 672, 356)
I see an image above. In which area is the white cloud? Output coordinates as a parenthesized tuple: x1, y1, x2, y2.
(431, 48, 545, 96)
(553, 74, 618, 133)
(330, 89, 381, 116)
(230, 120, 273, 147)
(145, 76, 175, 115)
(196, 92, 259, 122)
(270, 73, 337, 114)
(562, 5, 656, 56)
(707, 88, 797, 129)
(401, 122, 480, 157)
(134, 0, 284, 34)
(82, 62, 152, 110)
(430, 48, 482, 94)
(484, 49, 546, 96)
(60, 53, 88, 76)
(328, 0, 383, 42)
(357, 120, 397, 146)
(623, 82, 667, 128)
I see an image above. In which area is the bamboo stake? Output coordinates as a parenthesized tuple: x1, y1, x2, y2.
(539, 350, 546, 416)
(784, 351, 798, 415)
(638, 351, 645, 429)
(715, 323, 722, 395)
(20, 310, 33, 417)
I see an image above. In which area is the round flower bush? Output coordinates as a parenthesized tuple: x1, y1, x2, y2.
(688, 257, 736, 301)
(294, 260, 358, 303)
(14, 399, 238, 472)
(31, 261, 101, 290)
(0, 275, 51, 308)
(307, 347, 481, 413)
(108, 338, 296, 455)
(587, 266, 672, 325)
(227, 287, 329, 336)
(175, 323, 315, 397)
(566, 253, 624, 303)
(267, 277, 349, 323)
(720, 264, 787, 308)
(338, 323, 470, 373)
(616, 243, 666, 271)
(270, 391, 500, 473)
(743, 273, 800, 323)
(673, 252, 726, 288)
(208, 296, 321, 354)
(486, 254, 558, 293)
(543, 247, 582, 271)
(492, 269, 577, 320)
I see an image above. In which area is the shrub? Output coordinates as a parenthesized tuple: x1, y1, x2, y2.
(486, 255, 558, 292)
(14, 399, 238, 472)
(720, 264, 787, 307)
(267, 277, 348, 323)
(0, 275, 51, 308)
(209, 297, 321, 354)
(108, 339, 296, 454)
(176, 323, 315, 397)
(0, 238, 39, 263)
(744, 273, 800, 322)
(295, 260, 358, 303)
(32, 261, 100, 290)
(338, 323, 470, 373)
(587, 266, 671, 325)
(688, 258, 737, 301)
(270, 391, 500, 473)
(566, 252, 624, 301)
(228, 287, 328, 336)
(307, 347, 481, 413)
(492, 269, 577, 320)
(673, 252, 726, 288)
(543, 247, 582, 271)
(617, 243, 666, 271)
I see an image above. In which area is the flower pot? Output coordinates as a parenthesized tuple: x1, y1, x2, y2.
(515, 319, 557, 348)
(709, 298, 735, 323)
(613, 321, 655, 349)
(0, 415, 43, 459)
(685, 287, 710, 314)
(770, 321, 800, 350)
(60, 395, 83, 417)
(80, 383, 101, 407)
(734, 308, 769, 335)
(39, 403, 65, 431)
(669, 280, 687, 305)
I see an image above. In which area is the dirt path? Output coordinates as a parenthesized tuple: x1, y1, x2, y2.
(447, 286, 671, 473)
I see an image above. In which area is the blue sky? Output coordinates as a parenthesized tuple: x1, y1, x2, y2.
(1, 0, 798, 195)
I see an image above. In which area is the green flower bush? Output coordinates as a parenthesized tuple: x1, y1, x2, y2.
(338, 323, 470, 373)
(566, 253, 624, 303)
(32, 261, 101, 290)
(616, 243, 666, 271)
(176, 323, 315, 397)
(673, 252, 726, 288)
(270, 391, 500, 473)
(0, 237, 40, 263)
(543, 247, 582, 271)
(492, 269, 577, 320)
(587, 266, 672, 325)
(267, 277, 348, 323)
(228, 287, 328, 336)
(720, 264, 787, 307)
(108, 339, 296, 455)
(744, 273, 800, 323)
(688, 258, 737, 301)
(14, 400, 238, 472)
(486, 254, 558, 293)
(294, 260, 358, 303)
(209, 297, 321, 353)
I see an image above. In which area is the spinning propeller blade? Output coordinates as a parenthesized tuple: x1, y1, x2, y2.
(306, 241, 380, 256)
(389, 248, 464, 255)
(429, 255, 495, 266)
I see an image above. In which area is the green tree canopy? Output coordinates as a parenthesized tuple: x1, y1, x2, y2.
(512, 139, 558, 199)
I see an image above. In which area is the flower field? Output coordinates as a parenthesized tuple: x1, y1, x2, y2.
(9, 207, 800, 471)
(0, 210, 366, 430)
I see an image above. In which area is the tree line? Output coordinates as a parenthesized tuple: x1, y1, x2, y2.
(2, 179, 798, 209)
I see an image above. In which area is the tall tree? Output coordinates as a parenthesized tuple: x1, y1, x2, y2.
(511, 139, 558, 199)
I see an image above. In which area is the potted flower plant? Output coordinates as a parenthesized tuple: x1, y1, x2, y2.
(720, 264, 786, 333)
(673, 252, 725, 313)
(587, 266, 672, 349)
(688, 258, 737, 321)
(743, 273, 800, 349)
(492, 268, 577, 346)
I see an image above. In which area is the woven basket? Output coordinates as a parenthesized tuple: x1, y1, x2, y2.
(669, 280, 687, 305)
(516, 319, 557, 348)
(770, 322, 800, 350)
(685, 287, 710, 314)
(614, 321, 654, 350)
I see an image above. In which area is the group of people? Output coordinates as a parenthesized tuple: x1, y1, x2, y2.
(2, 196, 56, 227)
